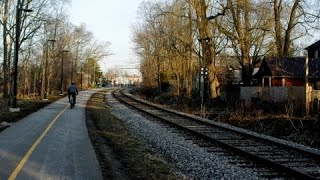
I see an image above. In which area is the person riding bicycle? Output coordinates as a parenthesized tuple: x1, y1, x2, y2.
(68, 82, 78, 104)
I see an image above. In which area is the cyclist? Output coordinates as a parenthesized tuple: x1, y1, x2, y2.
(68, 82, 79, 104)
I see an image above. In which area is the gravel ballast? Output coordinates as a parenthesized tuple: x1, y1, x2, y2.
(106, 92, 267, 179)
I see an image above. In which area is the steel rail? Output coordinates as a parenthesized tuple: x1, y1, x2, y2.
(112, 90, 320, 179)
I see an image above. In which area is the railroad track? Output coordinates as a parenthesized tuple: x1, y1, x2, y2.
(112, 90, 320, 179)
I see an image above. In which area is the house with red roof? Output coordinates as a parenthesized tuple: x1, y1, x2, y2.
(241, 40, 320, 114)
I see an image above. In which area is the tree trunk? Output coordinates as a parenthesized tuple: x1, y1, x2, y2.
(186, 2, 193, 98)
(41, 46, 46, 97)
(242, 0, 252, 85)
(176, 73, 180, 96)
(274, 0, 300, 57)
(208, 63, 220, 98)
(186, 51, 192, 97)
(23, 63, 29, 97)
(274, 0, 283, 57)
(2, 0, 9, 98)
(283, 0, 300, 56)
(157, 57, 162, 94)
(192, 0, 220, 98)
(228, 0, 252, 85)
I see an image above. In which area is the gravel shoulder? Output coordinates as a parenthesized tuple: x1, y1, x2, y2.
(86, 89, 320, 179)
(103, 90, 270, 179)
(85, 89, 177, 179)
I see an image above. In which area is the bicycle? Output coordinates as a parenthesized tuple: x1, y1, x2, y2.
(70, 95, 75, 108)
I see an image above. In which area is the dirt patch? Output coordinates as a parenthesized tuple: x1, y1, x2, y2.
(85, 90, 177, 180)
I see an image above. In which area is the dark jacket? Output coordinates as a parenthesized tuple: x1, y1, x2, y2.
(68, 85, 78, 94)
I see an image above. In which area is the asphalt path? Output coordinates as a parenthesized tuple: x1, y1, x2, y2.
(0, 89, 102, 180)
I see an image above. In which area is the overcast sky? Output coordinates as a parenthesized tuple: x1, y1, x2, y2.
(69, 0, 146, 74)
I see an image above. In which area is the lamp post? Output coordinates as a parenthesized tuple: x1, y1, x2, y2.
(60, 50, 69, 95)
(10, 0, 32, 112)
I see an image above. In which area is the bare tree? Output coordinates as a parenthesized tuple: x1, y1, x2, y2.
(134, 0, 230, 98)
(1, 0, 11, 98)
(0, 0, 70, 98)
(272, 0, 320, 57)
(189, 0, 230, 97)
(0, 0, 113, 101)
(215, 0, 273, 85)
(273, 0, 300, 57)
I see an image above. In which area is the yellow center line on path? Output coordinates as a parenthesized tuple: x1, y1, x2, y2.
(9, 105, 69, 180)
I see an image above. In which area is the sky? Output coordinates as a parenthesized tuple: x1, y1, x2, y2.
(69, 0, 146, 75)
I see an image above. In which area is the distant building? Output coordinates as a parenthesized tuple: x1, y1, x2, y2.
(114, 74, 142, 87)
(127, 74, 142, 86)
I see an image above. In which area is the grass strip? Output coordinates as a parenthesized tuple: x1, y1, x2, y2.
(0, 95, 63, 124)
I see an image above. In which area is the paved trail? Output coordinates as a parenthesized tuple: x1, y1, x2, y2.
(0, 90, 102, 180)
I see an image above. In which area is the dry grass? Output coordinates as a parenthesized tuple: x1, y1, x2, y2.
(220, 113, 320, 148)
(85, 90, 177, 180)
(0, 95, 63, 124)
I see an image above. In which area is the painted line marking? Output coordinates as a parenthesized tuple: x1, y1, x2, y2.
(9, 105, 69, 180)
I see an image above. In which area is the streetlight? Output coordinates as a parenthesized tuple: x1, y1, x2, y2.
(60, 50, 69, 95)
(10, 0, 32, 112)
(43, 39, 56, 100)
